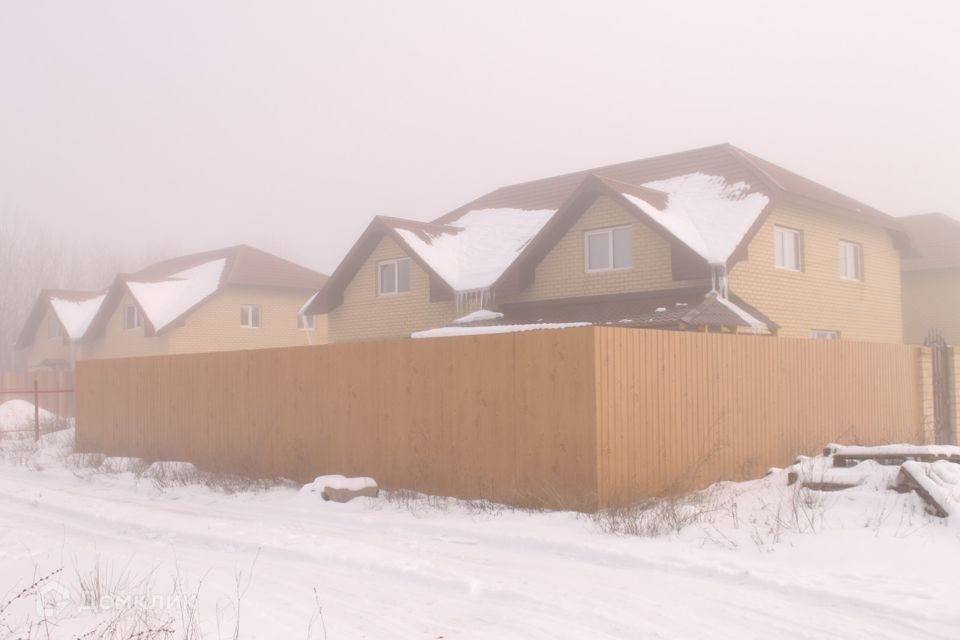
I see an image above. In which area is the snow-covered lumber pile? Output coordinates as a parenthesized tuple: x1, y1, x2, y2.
(788, 444, 960, 518)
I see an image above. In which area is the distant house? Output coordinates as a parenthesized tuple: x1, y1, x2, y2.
(304, 144, 910, 343)
(16, 245, 328, 370)
(899, 213, 960, 345)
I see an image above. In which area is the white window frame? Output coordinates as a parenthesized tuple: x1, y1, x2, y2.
(47, 314, 62, 339)
(839, 240, 863, 281)
(297, 313, 316, 331)
(378, 258, 411, 296)
(774, 226, 802, 272)
(584, 225, 633, 273)
(240, 304, 262, 329)
(124, 304, 143, 330)
(810, 329, 840, 340)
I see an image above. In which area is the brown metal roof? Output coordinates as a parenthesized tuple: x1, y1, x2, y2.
(132, 245, 327, 291)
(307, 143, 909, 316)
(438, 143, 898, 227)
(899, 213, 960, 273)
(85, 245, 327, 339)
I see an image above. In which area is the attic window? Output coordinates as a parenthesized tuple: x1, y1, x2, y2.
(47, 315, 62, 339)
(585, 226, 633, 272)
(124, 304, 143, 330)
(240, 304, 262, 328)
(378, 258, 411, 295)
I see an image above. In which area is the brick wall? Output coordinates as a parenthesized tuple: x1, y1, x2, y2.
(168, 285, 325, 355)
(500, 196, 708, 305)
(328, 236, 457, 342)
(83, 293, 171, 360)
(729, 201, 903, 343)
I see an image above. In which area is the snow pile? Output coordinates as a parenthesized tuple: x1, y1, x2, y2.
(394, 208, 555, 291)
(412, 322, 590, 339)
(0, 400, 57, 433)
(453, 309, 504, 324)
(99, 456, 149, 474)
(49, 293, 107, 339)
(126, 258, 226, 331)
(901, 461, 960, 517)
(301, 474, 378, 494)
(622, 172, 770, 265)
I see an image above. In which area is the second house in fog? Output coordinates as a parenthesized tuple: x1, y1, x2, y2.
(304, 144, 910, 343)
(899, 213, 960, 345)
(15, 245, 328, 370)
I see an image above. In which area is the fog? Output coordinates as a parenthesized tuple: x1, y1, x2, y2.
(1, 0, 958, 277)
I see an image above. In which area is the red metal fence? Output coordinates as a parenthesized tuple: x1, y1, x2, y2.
(0, 371, 75, 440)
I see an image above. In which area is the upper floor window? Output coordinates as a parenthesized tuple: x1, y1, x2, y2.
(124, 304, 143, 330)
(585, 225, 633, 272)
(378, 258, 411, 295)
(47, 315, 62, 339)
(810, 329, 840, 340)
(774, 226, 802, 271)
(240, 304, 262, 328)
(297, 313, 316, 330)
(839, 241, 863, 281)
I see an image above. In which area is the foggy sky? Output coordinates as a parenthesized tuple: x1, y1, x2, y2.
(1, 0, 958, 276)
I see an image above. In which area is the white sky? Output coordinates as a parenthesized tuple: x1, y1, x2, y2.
(1, 0, 957, 275)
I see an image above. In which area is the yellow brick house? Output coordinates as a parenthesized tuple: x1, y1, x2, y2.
(16, 245, 328, 370)
(305, 144, 910, 343)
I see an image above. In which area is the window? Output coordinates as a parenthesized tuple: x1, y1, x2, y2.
(585, 226, 633, 272)
(378, 258, 411, 295)
(774, 226, 802, 271)
(124, 304, 143, 330)
(810, 329, 840, 340)
(297, 313, 316, 330)
(47, 315, 62, 339)
(240, 304, 262, 328)
(839, 241, 863, 281)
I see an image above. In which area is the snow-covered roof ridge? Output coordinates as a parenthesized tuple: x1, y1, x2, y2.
(621, 172, 770, 266)
(48, 292, 108, 340)
(393, 207, 556, 292)
(125, 258, 227, 332)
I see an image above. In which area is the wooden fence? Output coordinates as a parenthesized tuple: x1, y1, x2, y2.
(0, 370, 76, 419)
(75, 327, 927, 510)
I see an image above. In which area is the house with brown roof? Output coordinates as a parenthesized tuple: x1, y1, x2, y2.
(899, 213, 960, 345)
(305, 144, 909, 344)
(16, 245, 328, 370)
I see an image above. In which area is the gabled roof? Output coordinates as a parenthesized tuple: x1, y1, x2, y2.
(306, 144, 909, 314)
(14, 288, 108, 349)
(84, 245, 328, 338)
(899, 213, 960, 273)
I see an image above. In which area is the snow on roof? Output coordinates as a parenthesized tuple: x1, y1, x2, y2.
(412, 322, 590, 339)
(126, 259, 227, 332)
(621, 172, 770, 265)
(49, 294, 107, 340)
(394, 208, 555, 292)
(714, 295, 769, 331)
(453, 309, 504, 324)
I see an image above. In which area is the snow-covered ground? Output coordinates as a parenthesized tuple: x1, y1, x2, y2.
(1, 425, 959, 639)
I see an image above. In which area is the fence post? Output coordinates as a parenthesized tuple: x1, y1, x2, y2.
(34, 379, 40, 442)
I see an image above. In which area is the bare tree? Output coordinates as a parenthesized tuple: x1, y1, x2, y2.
(0, 209, 176, 370)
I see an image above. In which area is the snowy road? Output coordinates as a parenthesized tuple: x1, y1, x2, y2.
(1, 450, 959, 638)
